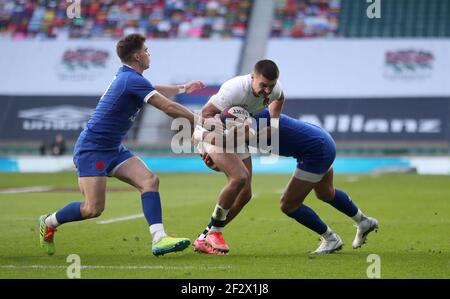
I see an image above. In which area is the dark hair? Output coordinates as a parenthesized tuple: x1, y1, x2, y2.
(254, 59, 279, 80)
(116, 34, 146, 62)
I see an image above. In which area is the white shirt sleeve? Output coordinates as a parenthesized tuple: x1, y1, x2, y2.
(208, 79, 243, 110)
(143, 90, 159, 103)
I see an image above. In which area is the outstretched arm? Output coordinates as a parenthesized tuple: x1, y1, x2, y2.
(148, 93, 195, 125)
(155, 81, 207, 98)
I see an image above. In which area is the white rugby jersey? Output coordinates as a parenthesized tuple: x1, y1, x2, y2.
(208, 74, 283, 116)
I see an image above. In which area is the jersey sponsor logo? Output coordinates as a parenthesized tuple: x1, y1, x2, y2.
(300, 114, 441, 134)
(18, 105, 93, 131)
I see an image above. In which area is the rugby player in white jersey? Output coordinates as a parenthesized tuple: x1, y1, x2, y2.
(193, 60, 284, 254)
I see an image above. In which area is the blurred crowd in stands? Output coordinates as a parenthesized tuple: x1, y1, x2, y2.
(0, 0, 340, 40)
(271, 0, 340, 38)
(0, 0, 252, 39)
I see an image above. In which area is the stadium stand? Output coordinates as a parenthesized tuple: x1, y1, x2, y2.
(0, 0, 253, 39)
(270, 0, 450, 38)
(338, 0, 450, 37)
(271, 0, 341, 38)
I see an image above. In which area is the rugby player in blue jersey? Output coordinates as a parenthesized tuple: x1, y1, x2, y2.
(38, 34, 205, 256)
(196, 109, 378, 254)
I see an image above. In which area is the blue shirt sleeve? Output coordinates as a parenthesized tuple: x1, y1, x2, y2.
(128, 74, 157, 103)
(254, 109, 271, 130)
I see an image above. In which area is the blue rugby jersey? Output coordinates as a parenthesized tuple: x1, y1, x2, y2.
(76, 65, 156, 150)
(254, 109, 335, 159)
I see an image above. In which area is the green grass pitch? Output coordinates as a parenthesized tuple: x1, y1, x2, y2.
(0, 172, 448, 278)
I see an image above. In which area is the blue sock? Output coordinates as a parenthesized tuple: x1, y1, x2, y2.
(287, 204, 328, 235)
(326, 189, 358, 218)
(55, 202, 83, 224)
(141, 192, 162, 225)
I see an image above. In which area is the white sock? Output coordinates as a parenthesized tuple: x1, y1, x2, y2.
(212, 204, 229, 221)
(209, 226, 224, 233)
(209, 204, 229, 233)
(149, 223, 167, 244)
(198, 226, 210, 240)
(44, 212, 60, 228)
(321, 227, 335, 241)
(352, 209, 367, 224)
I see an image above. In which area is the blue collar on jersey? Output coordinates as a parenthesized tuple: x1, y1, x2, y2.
(121, 64, 143, 76)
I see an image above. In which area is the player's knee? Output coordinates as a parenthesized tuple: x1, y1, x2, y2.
(230, 172, 249, 190)
(315, 187, 335, 202)
(149, 173, 160, 189)
(280, 201, 300, 215)
(279, 201, 289, 214)
(141, 173, 159, 192)
(279, 195, 299, 214)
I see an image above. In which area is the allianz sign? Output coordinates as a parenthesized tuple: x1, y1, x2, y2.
(299, 114, 441, 134)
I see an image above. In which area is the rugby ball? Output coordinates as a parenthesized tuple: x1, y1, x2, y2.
(220, 106, 250, 124)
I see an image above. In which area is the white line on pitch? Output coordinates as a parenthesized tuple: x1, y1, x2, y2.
(96, 214, 144, 224)
(345, 176, 360, 183)
(0, 265, 232, 270)
(0, 186, 53, 194)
